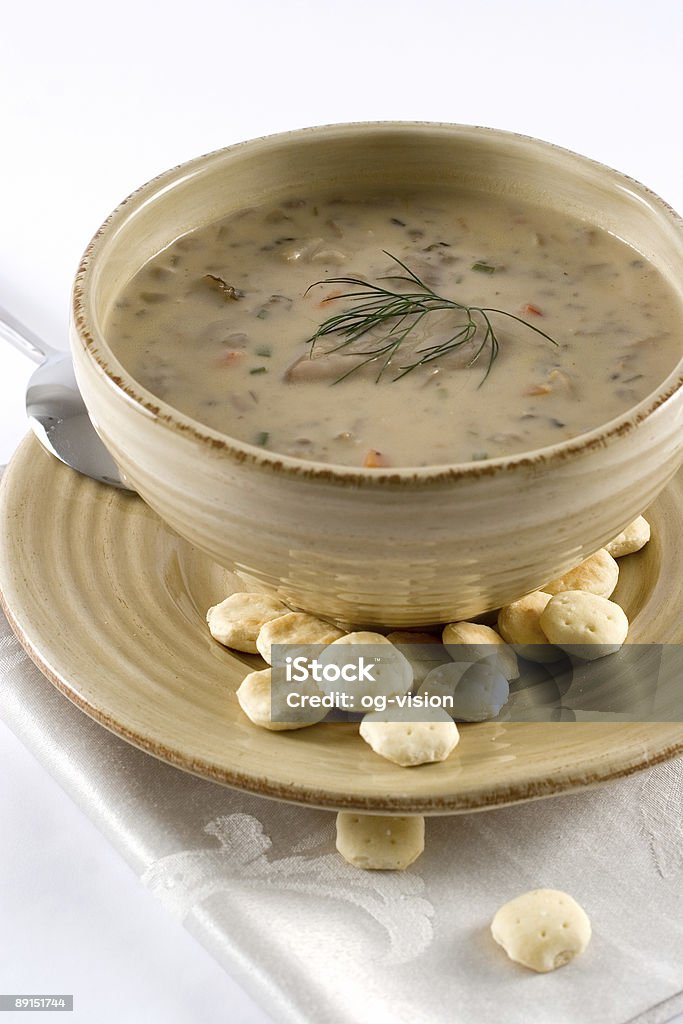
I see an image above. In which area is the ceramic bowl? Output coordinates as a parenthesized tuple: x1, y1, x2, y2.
(70, 123, 683, 628)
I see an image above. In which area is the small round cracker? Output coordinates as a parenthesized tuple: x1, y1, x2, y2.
(386, 632, 452, 686)
(539, 590, 629, 660)
(543, 549, 619, 599)
(359, 707, 459, 766)
(318, 632, 413, 704)
(236, 668, 327, 731)
(497, 591, 562, 663)
(256, 612, 344, 664)
(605, 516, 651, 558)
(442, 621, 519, 681)
(491, 888, 591, 973)
(419, 662, 509, 721)
(336, 813, 425, 870)
(207, 592, 290, 653)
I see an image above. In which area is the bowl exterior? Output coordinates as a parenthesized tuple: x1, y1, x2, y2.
(71, 336, 682, 627)
(70, 123, 683, 627)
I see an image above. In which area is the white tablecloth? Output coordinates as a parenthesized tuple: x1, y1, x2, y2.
(1, 600, 682, 1023)
(2, 4, 683, 1019)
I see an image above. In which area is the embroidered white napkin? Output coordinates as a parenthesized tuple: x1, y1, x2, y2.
(1, 605, 682, 1024)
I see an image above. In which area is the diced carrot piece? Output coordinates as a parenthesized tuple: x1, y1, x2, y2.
(216, 350, 244, 367)
(363, 449, 389, 468)
(526, 383, 553, 396)
(521, 303, 543, 316)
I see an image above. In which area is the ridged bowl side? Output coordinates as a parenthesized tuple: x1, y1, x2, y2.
(72, 344, 683, 627)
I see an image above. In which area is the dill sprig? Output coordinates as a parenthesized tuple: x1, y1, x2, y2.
(306, 252, 557, 384)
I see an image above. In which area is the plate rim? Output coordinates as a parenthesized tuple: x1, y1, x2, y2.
(2, 435, 682, 815)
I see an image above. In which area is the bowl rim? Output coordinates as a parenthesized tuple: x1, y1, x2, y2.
(72, 120, 683, 487)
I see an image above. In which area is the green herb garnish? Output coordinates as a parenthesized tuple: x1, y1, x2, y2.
(250, 366, 268, 375)
(255, 346, 272, 358)
(471, 262, 496, 274)
(256, 431, 270, 447)
(306, 252, 556, 385)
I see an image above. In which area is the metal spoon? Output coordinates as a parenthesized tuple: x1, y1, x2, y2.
(0, 307, 133, 490)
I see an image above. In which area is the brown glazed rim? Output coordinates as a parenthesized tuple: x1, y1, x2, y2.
(72, 121, 683, 488)
(3, 587, 682, 814)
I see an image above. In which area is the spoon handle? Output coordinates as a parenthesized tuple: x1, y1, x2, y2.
(0, 307, 61, 364)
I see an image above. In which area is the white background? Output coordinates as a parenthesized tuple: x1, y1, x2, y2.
(1, 1, 682, 1021)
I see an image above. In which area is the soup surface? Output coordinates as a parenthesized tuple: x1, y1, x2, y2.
(107, 189, 683, 467)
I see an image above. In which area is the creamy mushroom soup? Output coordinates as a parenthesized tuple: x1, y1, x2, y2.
(106, 190, 683, 468)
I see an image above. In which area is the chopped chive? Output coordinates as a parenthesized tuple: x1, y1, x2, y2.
(256, 309, 269, 320)
(255, 346, 272, 358)
(256, 431, 269, 447)
(472, 262, 496, 274)
(471, 451, 489, 461)
(250, 366, 268, 375)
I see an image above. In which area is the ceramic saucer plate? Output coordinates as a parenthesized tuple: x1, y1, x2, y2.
(1, 436, 682, 814)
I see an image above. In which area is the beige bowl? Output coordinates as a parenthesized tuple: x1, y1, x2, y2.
(70, 123, 683, 628)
